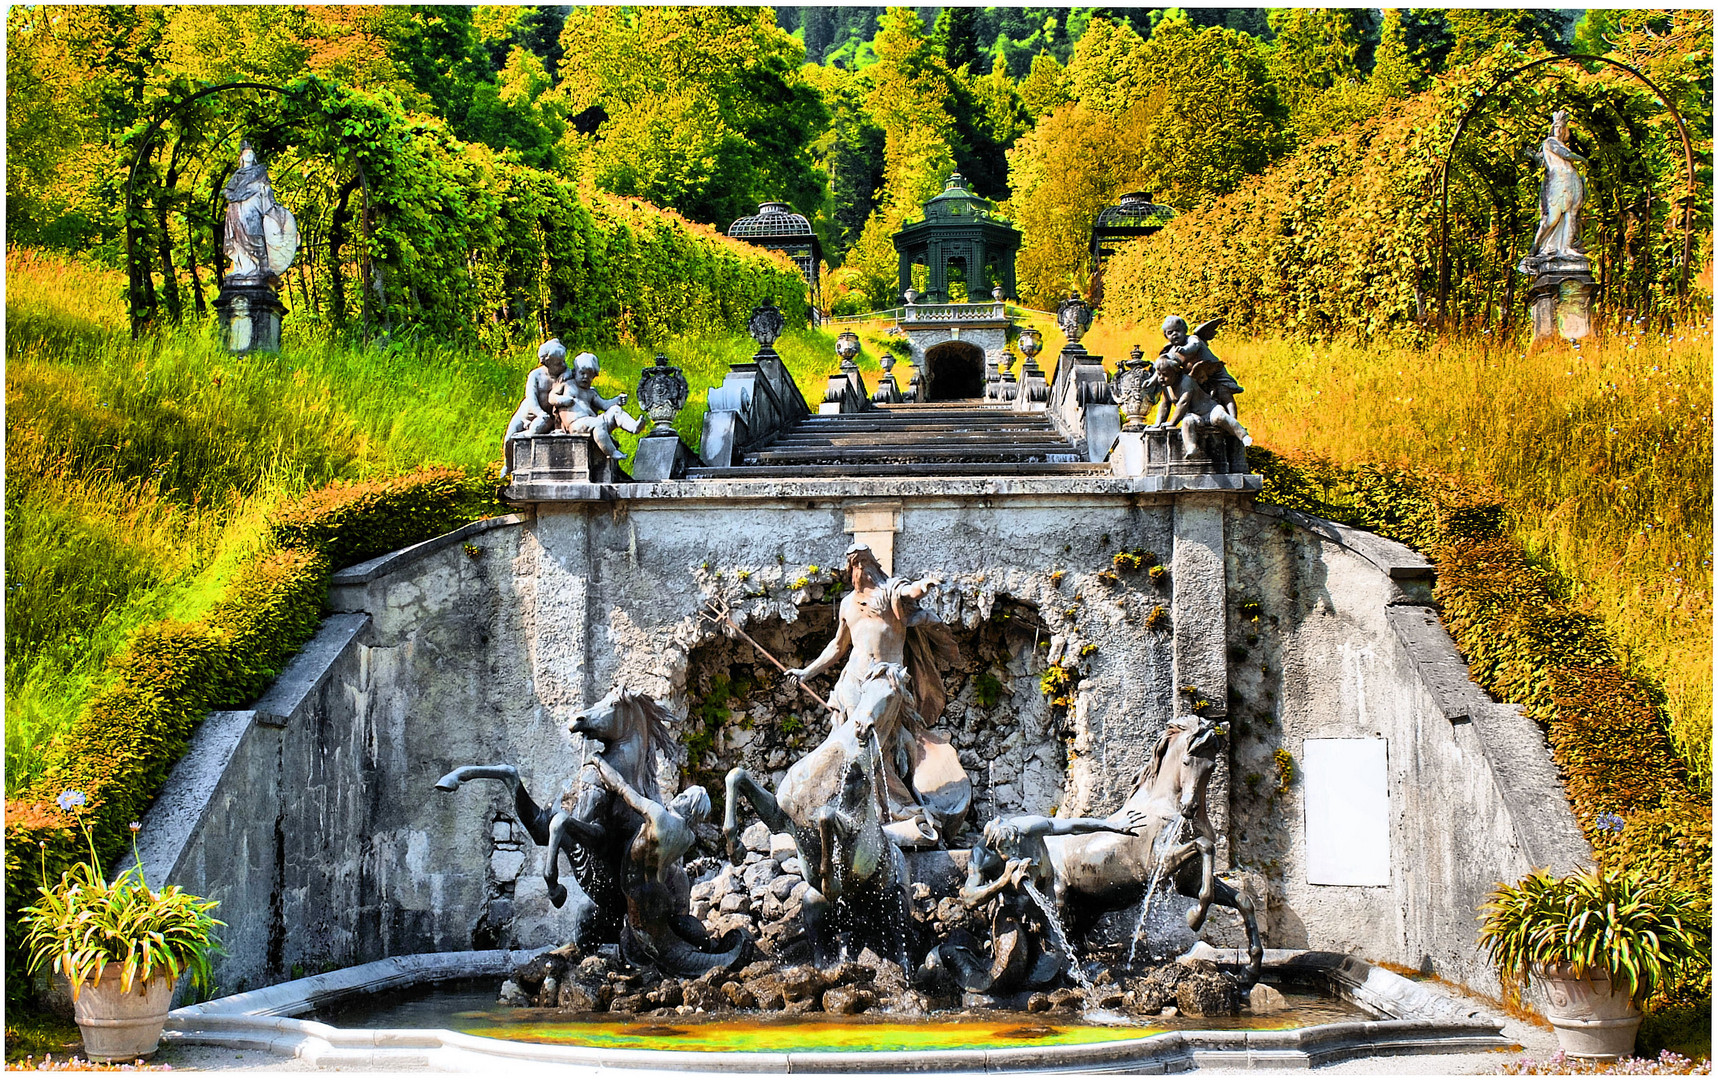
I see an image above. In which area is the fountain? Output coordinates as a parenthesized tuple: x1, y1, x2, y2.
(147, 318, 1588, 1070)
(164, 543, 1513, 1071)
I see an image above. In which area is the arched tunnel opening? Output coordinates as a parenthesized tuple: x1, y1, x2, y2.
(922, 340, 986, 401)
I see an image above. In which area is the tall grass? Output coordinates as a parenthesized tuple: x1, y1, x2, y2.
(4, 249, 852, 792)
(1083, 315, 1715, 791)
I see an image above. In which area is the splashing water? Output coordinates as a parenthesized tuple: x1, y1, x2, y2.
(1127, 815, 1191, 968)
(1021, 878, 1093, 995)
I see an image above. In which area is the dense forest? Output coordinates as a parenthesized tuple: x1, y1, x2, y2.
(8, 6, 1710, 329)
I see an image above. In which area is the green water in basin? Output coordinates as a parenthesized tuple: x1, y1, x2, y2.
(312, 982, 1367, 1053)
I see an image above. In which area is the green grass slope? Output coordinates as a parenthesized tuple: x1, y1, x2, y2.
(4, 249, 879, 792)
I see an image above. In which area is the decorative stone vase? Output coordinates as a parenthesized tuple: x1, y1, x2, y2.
(835, 331, 861, 362)
(1016, 329, 1042, 361)
(637, 353, 689, 437)
(1056, 296, 1092, 344)
(748, 300, 784, 348)
(1532, 963, 1642, 1060)
(73, 966, 176, 1062)
(1113, 344, 1152, 430)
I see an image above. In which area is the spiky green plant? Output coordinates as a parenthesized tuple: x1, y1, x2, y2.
(1478, 867, 1710, 1005)
(21, 792, 223, 998)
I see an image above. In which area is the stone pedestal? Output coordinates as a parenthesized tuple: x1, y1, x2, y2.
(505, 433, 629, 485)
(1012, 357, 1048, 410)
(1526, 273, 1597, 343)
(630, 434, 695, 482)
(214, 283, 287, 353)
(1519, 253, 1595, 344)
(1111, 427, 1249, 478)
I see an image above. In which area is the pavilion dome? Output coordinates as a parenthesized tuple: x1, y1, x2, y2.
(1095, 191, 1177, 230)
(728, 202, 815, 239)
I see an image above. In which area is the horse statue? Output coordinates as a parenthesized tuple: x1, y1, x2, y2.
(436, 686, 747, 975)
(724, 663, 913, 969)
(1045, 714, 1263, 979)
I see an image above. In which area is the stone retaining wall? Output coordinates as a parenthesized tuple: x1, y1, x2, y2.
(137, 484, 1587, 999)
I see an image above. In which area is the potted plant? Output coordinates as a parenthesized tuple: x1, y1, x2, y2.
(1478, 865, 1708, 1060)
(21, 790, 224, 1062)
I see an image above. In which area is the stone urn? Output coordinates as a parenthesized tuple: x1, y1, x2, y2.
(1113, 343, 1152, 430)
(1056, 296, 1092, 344)
(73, 966, 176, 1061)
(748, 300, 785, 348)
(1016, 329, 1043, 363)
(836, 331, 861, 364)
(1532, 963, 1642, 1060)
(637, 353, 690, 437)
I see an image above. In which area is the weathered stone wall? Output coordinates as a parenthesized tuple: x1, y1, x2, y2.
(137, 489, 1587, 999)
(1221, 506, 1590, 996)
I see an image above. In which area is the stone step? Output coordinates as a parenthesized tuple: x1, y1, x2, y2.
(793, 419, 1056, 432)
(769, 434, 1073, 449)
(743, 447, 1083, 465)
(684, 461, 1110, 480)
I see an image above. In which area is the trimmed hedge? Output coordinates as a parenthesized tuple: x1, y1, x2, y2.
(1102, 51, 1705, 340)
(5, 467, 503, 1005)
(1252, 447, 1712, 1024)
(267, 465, 505, 573)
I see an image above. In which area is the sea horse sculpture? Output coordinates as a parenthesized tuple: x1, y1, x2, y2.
(436, 687, 747, 976)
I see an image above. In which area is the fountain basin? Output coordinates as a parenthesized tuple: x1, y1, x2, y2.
(165, 948, 1508, 1072)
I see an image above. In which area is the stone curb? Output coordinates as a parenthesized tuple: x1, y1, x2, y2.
(330, 514, 529, 587)
(164, 949, 1507, 1073)
(505, 473, 1264, 504)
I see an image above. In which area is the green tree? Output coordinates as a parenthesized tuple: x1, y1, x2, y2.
(1065, 16, 1151, 117)
(160, 5, 312, 85)
(803, 62, 885, 256)
(1135, 18, 1288, 205)
(931, 6, 984, 77)
(385, 6, 489, 127)
(464, 44, 565, 169)
(1005, 100, 1156, 305)
(863, 6, 961, 207)
(1443, 9, 1574, 68)
(1267, 8, 1382, 144)
(555, 7, 828, 227)
(1369, 8, 1423, 100)
(1018, 51, 1072, 121)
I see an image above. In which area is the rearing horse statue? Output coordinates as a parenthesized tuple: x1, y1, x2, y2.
(436, 687, 747, 975)
(1046, 714, 1263, 979)
(725, 662, 913, 969)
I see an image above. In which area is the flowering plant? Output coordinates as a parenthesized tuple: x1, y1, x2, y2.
(22, 791, 224, 998)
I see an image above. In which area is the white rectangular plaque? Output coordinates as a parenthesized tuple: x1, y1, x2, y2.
(1303, 737, 1390, 886)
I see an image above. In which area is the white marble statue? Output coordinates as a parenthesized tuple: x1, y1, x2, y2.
(221, 141, 299, 287)
(1529, 110, 1586, 259)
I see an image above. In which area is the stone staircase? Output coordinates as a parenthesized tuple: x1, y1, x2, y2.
(684, 402, 1108, 480)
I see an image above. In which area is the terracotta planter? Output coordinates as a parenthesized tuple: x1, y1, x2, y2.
(72, 966, 175, 1062)
(1532, 962, 1643, 1060)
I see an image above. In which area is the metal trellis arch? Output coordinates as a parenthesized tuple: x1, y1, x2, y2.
(1434, 53, 1698, 328)
(125, 81, 291, 338)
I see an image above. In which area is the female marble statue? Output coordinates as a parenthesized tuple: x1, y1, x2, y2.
(221, 141, 298, 286)
(1529, 110, 1586, 258)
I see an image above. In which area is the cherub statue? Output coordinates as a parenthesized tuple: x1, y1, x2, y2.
(1158, 316, 1242, 419)
(501, 338, 572, 478)
(556, 350, 645, 462)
